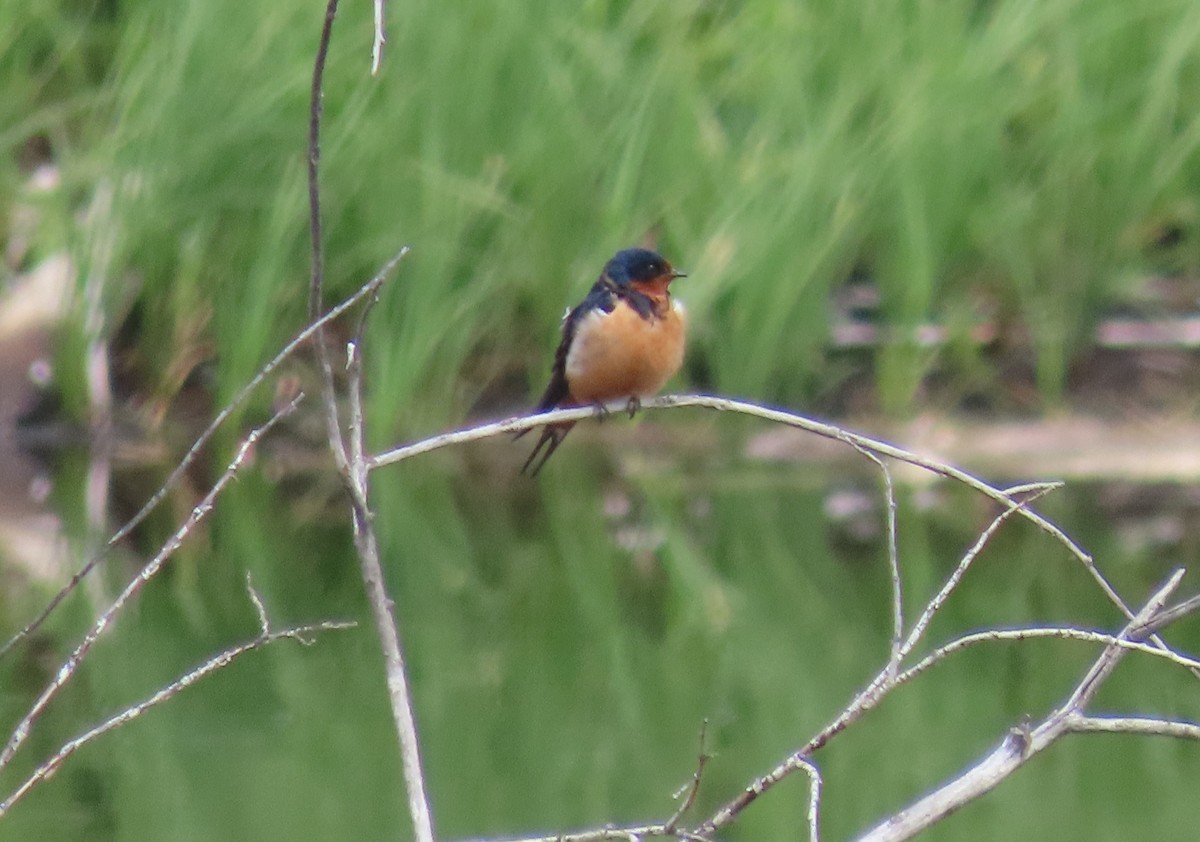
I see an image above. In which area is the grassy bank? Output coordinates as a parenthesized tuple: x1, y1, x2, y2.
(7, 1, 1200, 427)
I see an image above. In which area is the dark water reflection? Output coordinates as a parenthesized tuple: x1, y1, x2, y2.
(1, 431, 1199, 841)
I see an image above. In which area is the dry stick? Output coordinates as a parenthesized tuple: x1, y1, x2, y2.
(897, 483, 1057, 661)
(851, 446, 903, 668)
(893, 626, 1200, 688)
(372, 0, 387, 75)
(369, 395, 1164, 652)
(1143, 591, 1200, 633)
(854, 569, 1192, 842)
(0, 397, 302, 773)
(457, 828, 709, 842)
(0, 577, 355, 817)
(0, 264, 397, 663)
(305, 1, 431, 839)
(1064, 714, 1200, 741)
(793, 756, 823, 842)
(308, 0, 351, 476)
(697, 488, 1046, 834)
(664, 720, 710, 833)
(453, 727, 715, 842)
(345, 288, 435, 841)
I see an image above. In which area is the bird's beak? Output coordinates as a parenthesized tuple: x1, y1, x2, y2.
(671, 269, 688, 279)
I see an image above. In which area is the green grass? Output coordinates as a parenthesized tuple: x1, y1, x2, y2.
(7, 0, 1200, 422)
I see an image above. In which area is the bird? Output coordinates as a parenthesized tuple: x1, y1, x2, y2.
(517, 247, 687, 476)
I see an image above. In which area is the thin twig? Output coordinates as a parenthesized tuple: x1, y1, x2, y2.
(700, 482, 1047, 833)
(0, 577, 354, 816)
(853, 570, 1191, 842)
(368, 396, 1075, 563)
(898, 484, 1056, 661)
(1061, 569, 1183, 713)
(893, 625, 1200, 688)
(454, 825, 714, 842)
(1140, 591, 1200, 636)
(344, 278, 434, 840)
(1063, 713, 1200, 741)
(793, 756, 822, 842)
(372, 0, 387, 75)
(0, 397, 302, 772)
(665, 720, 709, 832)
(308, 0, 350, 475)
(851, 446, 903, 667)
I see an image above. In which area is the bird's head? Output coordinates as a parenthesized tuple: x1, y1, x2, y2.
(605, 248, 687, 297)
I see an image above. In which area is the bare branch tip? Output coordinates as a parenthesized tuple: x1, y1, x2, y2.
(244, 574, 271, 637)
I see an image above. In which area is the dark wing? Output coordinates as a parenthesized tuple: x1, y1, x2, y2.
(516, 277, 618, 475)
(533, 279, 618, 412)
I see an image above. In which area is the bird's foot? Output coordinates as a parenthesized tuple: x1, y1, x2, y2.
(592, 401, 612, 422)
(626, 396, 641, 418)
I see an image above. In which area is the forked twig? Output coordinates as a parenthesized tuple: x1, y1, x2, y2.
(897, 483, 1056, 661)
(372, 0, 387, 75)
(664, 720, 710, 832)
(0, 575, 353, 816)
(0, 398, 302, 773)
(855, 570, 1196, 842)
(850, 445, 903, 667)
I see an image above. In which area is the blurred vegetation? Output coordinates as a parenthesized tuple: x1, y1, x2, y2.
(6, 0, 1200, 430)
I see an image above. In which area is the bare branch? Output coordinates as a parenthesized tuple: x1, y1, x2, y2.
(898, 484, 1056, 661)
(1062, 569, 1184, 713)
(664, 720, 710, 833)
(1064, 714, 1200, 741)
(308, 0, 351, 475)
(372, 0, 387, 75)
(368, 395, 1071, 555)
(793, 756, 822, 842)
(0, 397, 301, 773)
(454, 824, 714, 842)
(305, 0, 431, 836)
(894, 625, 1200, 688)
(1138, 591, 1200, 637)
(246, 572, 271, 637)
(850, 446, 903, 668)
(699, 566, 1199, 836)
(341, 280, 435, 841)
(367, 390, 1199, 840)
(0, 578, 353, 817)
(853, 570, 1191, 842)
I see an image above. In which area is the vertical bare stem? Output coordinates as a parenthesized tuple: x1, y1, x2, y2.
(306, 2, 432, 839)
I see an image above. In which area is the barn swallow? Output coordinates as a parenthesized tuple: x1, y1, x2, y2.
(517, 247, 687, 476)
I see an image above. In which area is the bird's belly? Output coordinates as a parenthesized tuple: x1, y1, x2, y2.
(564, 300, 685, 404)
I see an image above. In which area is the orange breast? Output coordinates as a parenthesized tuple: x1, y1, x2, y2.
(564, 298, 686, 404)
